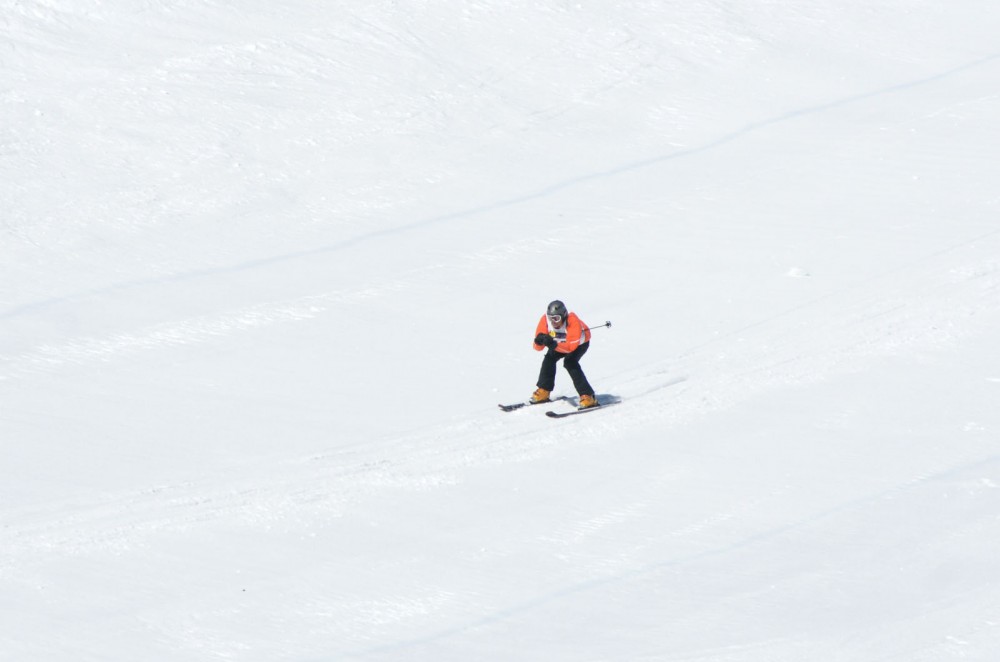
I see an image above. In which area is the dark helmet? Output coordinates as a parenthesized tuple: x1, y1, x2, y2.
(547, 300, 568, 320)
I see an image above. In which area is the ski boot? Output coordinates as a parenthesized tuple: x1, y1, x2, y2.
(530, 388, 551, 404)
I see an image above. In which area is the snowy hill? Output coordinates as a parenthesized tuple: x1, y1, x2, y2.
(2, 1, 1000, 660)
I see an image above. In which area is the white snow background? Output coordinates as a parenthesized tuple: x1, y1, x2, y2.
(3, 1, 1000, 660)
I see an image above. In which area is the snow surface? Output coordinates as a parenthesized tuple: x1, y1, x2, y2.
(3, 1, 1000, 660)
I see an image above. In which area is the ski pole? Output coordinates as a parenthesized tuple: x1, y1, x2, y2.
(591, 320, 612, 330)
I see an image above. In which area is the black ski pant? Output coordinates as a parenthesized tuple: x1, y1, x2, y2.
(537, 341, 594, 397)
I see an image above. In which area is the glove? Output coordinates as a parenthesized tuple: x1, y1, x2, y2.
(534, 333, 549, 346)
(542, 334, 558, 349)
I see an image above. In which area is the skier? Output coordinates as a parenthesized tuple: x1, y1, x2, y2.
(530, 300, 599, 408)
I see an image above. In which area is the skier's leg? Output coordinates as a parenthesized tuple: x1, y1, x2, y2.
(536, 350, 562, 391)
(563, 342, 595, 396)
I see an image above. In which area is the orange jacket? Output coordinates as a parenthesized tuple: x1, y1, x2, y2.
(533, 312, 591, 353)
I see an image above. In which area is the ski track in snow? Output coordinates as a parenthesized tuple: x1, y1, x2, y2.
(3, 234, 997, 577)
(0, 234, 565, 379)
(3, 191, 999, 661)
(3, 214, 998, 531)
(328, 454, 1000, 660)
(5, 52, 999, 322)
(8, 444, 996, 660)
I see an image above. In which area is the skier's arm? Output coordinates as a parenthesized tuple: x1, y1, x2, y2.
(532, 316, 549, 351)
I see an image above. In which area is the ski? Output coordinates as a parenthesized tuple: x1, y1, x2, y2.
(545, 401, 619, 418)
(498, 401, 532, 412)
(498, 396, 567, 412)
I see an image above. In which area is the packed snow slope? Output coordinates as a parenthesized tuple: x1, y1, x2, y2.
(3, 1, 1000, 660)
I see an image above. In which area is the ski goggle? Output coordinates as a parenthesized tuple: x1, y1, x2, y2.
(547, 314, 563, 324)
